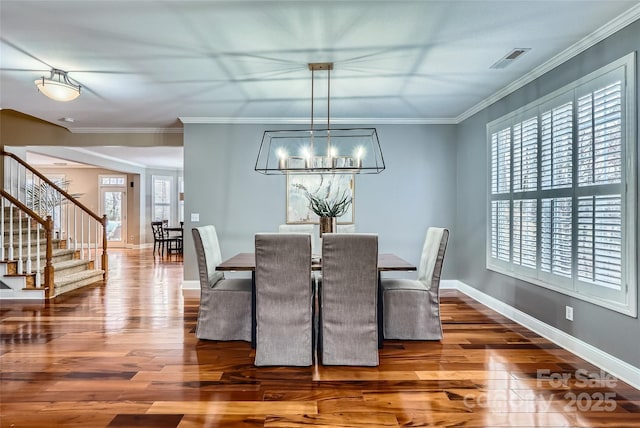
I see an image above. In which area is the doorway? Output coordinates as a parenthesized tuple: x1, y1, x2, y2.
(99, 175, 127, 247)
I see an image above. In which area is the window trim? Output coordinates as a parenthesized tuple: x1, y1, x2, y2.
(486, 52, 637, 317)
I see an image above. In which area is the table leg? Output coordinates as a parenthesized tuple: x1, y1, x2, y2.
(377, 271, 383, 349)
(251, 271, 256, 349)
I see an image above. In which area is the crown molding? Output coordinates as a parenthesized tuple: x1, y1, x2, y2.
(178, 116, 457, 125)
(456, 3, 640, 123)
(68, 127, 183, 134)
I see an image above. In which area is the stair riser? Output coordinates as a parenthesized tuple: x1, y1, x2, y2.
(54, 273, 104, 297)
(55, 263, 94, 277)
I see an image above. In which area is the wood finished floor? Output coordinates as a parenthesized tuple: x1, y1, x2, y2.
(1, 249, 638, 427)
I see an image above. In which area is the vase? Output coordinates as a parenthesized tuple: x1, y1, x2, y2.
(319, 216, 337, 237)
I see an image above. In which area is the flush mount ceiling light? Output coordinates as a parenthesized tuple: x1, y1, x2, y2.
(255, 62, 385, 175)
(34, 68, 81, 102)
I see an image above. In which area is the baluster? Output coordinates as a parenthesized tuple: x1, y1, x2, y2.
(17, 210, 23, 274)
(9, 160, 13, 200)
(8, 201, 14, 261)
(80, 211, 84, 260)
(35, 222, 41, 287)
(88, 217, 92, 262)
(74, 205, 78, 251)
(95, 221, 99, 269)
(0, 198, 4, 261)
(66, 195, 71, 248)
(25, 216, 32, 275)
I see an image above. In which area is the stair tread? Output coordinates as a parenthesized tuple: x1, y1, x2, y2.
(54, 269, 104, 286)
(8, 248, 75, 258)
(52, 259, 92, 269)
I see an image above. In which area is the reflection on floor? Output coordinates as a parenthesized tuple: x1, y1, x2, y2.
(1, 248, 638, 427)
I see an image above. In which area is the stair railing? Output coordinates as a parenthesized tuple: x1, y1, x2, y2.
(2, 151, 108, 295)
(0, 190, 54, 296)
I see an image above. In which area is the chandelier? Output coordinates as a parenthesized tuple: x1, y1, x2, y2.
(255, 63, 385, 174)
(35, 69, 81, 102)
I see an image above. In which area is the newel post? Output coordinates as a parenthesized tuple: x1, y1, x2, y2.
(101, 214, 108, 280)
(44, 215, 55, 299)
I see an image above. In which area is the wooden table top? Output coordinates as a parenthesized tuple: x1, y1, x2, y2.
(216, 252, 416, 272)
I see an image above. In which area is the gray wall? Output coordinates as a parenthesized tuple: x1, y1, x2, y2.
(183, 123, 456, 282)
(454, 20, 640, 367)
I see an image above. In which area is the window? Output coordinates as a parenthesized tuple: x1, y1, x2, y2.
(487, 53, 636, 316)
(152, 175, 173, 223)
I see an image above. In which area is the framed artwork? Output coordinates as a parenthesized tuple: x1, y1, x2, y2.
(286, 173, 354, 224)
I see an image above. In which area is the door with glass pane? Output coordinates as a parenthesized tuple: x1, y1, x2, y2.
(99, 175, 127, 247)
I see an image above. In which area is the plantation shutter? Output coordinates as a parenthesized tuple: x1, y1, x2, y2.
(487, 55, 635, 315)
(576, 77, 624, 293)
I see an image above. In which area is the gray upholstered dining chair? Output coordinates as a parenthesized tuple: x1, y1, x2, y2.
(192, 225, 252, 342)
(254, 233, 314, 366)
(319, 233, 379, 366)
(381, 227, 449, 340)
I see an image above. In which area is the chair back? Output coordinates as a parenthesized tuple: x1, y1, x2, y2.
(151, 221, 164, 240)
(321, 233, 379, 366)
(192, 225, 224, 288)
(417, 227, 450, 290)
(255, 233, 313, 366)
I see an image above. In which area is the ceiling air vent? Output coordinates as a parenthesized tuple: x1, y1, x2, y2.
(490, 48, 531, 69)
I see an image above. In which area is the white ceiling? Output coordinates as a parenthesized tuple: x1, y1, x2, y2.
(2, 0, 639, 133)
(2, 1, 639, 170)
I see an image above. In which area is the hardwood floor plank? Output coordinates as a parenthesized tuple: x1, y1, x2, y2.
(148, 400, 318, 415)
(0, 249, 637, 427)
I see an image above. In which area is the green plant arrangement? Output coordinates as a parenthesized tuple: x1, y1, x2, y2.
(304, 189, 352, 218)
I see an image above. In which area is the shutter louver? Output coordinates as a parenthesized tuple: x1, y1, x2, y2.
(541, 197, 572, 278)
(513, 117, 538, 192)
(491, 128, 511, 194)
(578, 81, 622, 186)
(578, 195, 622, 290)
(513, 199, 537, 268)
(541, 103, 573, 190)
(491, 200, 510, 262)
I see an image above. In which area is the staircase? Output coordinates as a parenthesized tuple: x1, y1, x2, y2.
(1, 150, 108, 299)
(0, 249, 104, 300)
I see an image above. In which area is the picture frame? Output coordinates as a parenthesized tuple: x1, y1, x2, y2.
(286, 173, 355, 224)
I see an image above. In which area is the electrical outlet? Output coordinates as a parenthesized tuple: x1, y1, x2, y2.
(565, 306, 574, 321)
(191, 213, 200, 222)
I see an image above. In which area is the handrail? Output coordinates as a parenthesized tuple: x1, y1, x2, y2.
(1, 150, 104, 223)
(0, 190, 48, 226)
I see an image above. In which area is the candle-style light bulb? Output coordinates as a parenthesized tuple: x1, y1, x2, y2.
(277, 148, 288, 169)
(301, 146, 312, 169)
(329, 147, 338, 168)
(355, 146, 365, 168)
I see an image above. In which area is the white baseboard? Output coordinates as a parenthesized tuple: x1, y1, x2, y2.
(442, 279, 640, 390)
(182, 280, 200, 291)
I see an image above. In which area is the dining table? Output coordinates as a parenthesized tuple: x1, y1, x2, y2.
(217, 252, 416, 348)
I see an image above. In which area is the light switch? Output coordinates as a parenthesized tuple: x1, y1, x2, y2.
(191, 213, 200, 222)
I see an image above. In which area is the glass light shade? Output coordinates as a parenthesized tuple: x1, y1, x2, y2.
(255, 128, 385, 174)
(34, 70, 81, 102)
